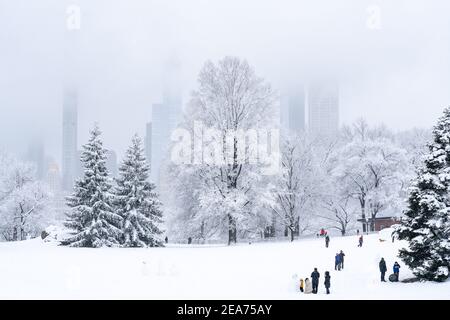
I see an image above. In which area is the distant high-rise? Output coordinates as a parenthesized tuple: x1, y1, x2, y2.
(151, 58, 183, 184)
(151, 104, 172, 184)
(26, 139, 45, 180)
(62, 89, 78, 191)
(106, 150, 118, 177)
(145, 122, 152, 171)
(280, 86, 306, 135)
(307, 83, 339, 137)
(46, 161, 62, 193)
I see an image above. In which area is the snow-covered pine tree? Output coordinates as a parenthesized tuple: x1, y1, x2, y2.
(396, 107, 450, 282)
(113, 135, 164, 247)
(62, 125, 122, 248)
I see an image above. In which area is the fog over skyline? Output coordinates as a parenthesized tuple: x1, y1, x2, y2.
(1, 0, 449, 164)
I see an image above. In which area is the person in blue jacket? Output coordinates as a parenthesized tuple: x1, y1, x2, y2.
(393, 262, 401, 281)
(334, 253, 341, 271)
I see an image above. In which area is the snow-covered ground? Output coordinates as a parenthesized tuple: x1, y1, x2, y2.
(0, 230, 449, 299)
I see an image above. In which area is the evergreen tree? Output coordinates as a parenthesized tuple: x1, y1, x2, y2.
(113, 135, 164, 247)
(62, 125, 122, 247)
(396, 107, 450, 281)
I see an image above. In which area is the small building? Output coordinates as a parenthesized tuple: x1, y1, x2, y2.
(357, 216, 401, 232)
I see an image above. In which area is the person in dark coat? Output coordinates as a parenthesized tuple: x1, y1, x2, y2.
(358, 235, 363, 247)
(335, 253, 341, 271)
(311, 268, 320, 294)
(324, 271, 331, 294)
(393, 262, 401, 281)
(165, 236, 168, 244)
(325, 235, 330, 248)
(379, 258, 387, 282)
(339, 250, 345, 270)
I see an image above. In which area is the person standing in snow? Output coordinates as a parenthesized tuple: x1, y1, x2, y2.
(304, 278, 313, 294)
(311, 268, 320, 294)
(358, 235, 363, 247)
(325, 234, 330, 248)
(299, 278, 304, 292)
(379, 258, 387, 282)
(335, 253, 341, 271)
(339, 250, 345, 270)
(165, 236, 168, 244)
(393, 262, 401, 281)
(324, 271, 331, 294)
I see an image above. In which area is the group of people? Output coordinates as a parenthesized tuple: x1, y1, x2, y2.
(299, 268, 331, 295)
(334, 250, 345, 271)
(379, 258, 401, 282)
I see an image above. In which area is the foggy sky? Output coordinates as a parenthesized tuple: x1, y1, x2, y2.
(0, 0, 449, 164)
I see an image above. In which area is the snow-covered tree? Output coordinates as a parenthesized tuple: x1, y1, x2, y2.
(266, 135, 319, 241)
(167, 57, 277, 245)
(396, 107, 450, 282)
(0, 153, 53, 241)
(62, 125, 122, 248)
(335, 120, 408, 232)
(113, 135, 164, 247)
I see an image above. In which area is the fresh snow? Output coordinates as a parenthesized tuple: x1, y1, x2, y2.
(0, 229, 449, 299)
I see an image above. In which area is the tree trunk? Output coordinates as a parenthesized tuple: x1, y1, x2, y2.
(228, 214, 237, 245)
(290, 228, 294, 242)
(361, 202, 367, 233)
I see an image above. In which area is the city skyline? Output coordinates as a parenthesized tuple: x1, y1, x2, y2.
(1, 0, 450, 168)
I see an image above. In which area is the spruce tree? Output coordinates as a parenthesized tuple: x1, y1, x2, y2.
(113, 134, 164, 247)
(63, 125, 122, 247)
(396, 107, 450, 281)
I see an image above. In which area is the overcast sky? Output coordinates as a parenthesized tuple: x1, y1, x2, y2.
(0, 0, 449, 164)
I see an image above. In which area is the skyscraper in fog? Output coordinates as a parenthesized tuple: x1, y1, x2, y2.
(151, 57, 183, 184)
(106, 150, 118, 177)
(145, 122, 152, 171)
(307, 83, 339, 137)
(151, 104, 173, 184)
(280, 86, 306, 135)
(46, 161, 62, 192)
(26, 139, 45, 180)
(62, 89, 78, 191)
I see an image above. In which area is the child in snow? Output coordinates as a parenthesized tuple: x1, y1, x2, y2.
(304, 278, 313, 294)
(358, 235, 363, 247)
(299, 278, 304, 292)
(393, 262, 401, 281)
(325, 235, 330, 248)
(324, 271, 331, 294)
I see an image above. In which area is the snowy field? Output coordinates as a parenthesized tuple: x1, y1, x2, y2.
(0, 230, 449, 300)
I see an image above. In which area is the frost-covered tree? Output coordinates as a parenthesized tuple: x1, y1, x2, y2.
(335, 120, 408, 232)
(266, 135, 319, 241)
(62, 125, 122, 248)
(166, 57, 277, 245)
(396, 107, 450, 282)
(113, 135, 164, 247)
(0, 153, 52, 241)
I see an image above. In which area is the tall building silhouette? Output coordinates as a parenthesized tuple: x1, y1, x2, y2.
(26, 139, 45, 180)
(307, 82, 339, 137)
(106, 150, 118, 177)
(62, 89, 78, 191)
(151, 58, 182, 184)
(280, 85, 306, 135)
(145, 122, 152, 171)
